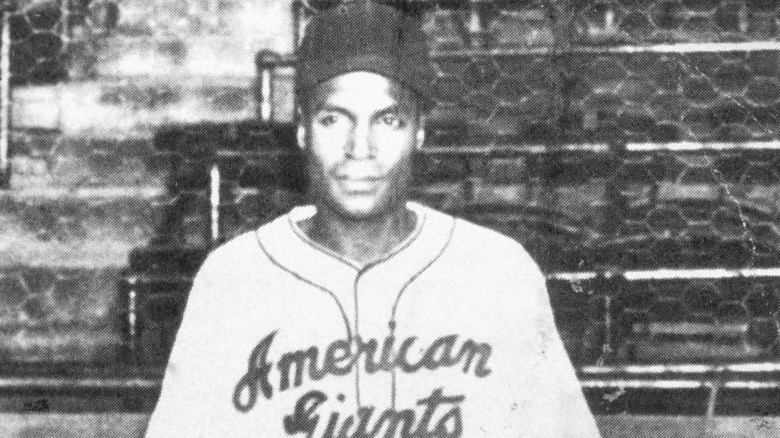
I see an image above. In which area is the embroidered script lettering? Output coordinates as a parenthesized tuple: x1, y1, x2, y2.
(284, 388, 464, 438)
(233, 332, 492, 411)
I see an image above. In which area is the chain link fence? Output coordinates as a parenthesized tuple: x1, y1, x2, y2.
(390, 0, 780, 371)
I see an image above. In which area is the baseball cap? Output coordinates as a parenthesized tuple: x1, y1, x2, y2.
(296, 0, 436, 105)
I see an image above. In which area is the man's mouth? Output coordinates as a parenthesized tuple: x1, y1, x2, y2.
(336, 176, 383, 192)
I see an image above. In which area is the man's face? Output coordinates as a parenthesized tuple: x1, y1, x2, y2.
(298, 71, 424, 219)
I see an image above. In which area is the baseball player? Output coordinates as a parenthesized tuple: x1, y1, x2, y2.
(145, 2, 602, 437)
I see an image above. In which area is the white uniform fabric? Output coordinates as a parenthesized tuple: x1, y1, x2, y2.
(145, 202, 602, 437)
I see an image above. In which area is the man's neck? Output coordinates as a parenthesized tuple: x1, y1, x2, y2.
(298, 203, 418, 268)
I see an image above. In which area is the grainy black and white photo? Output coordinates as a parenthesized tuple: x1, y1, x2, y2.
(1, 0, 779, 437)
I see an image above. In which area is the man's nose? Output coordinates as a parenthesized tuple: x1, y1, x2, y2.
(346, 121, 375, 160)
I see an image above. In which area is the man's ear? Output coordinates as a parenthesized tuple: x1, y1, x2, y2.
(415, 114, 426, 151)
(296, 107, 307, 151)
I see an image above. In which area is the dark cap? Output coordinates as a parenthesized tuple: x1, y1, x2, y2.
(296, 1, 435, 103)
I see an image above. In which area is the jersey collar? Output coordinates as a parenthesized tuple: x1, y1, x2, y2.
(255, 202, 455, 297)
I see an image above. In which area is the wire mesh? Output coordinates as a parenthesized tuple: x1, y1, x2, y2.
(395, 0, 780, 369)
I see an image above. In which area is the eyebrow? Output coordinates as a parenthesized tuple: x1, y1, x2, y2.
(375, 105, 403, 116)
(313, 103, 409, 118)
(313, 103, 351, 115)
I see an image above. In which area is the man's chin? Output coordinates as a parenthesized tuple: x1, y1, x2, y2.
(329, 197, 394, 220)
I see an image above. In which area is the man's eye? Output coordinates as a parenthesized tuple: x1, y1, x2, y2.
(380, 114, 405, 128)
(318, 114, 339, 126)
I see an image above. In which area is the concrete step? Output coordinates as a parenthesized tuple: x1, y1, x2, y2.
(0, 189, 166, 268)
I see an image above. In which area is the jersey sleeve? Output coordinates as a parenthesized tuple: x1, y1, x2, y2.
(519, 268, 602, 437)
(143, 258, 223, 438)
(467, 247, 603, 438)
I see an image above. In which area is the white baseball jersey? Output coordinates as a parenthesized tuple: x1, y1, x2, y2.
(144, 201, 602, 437)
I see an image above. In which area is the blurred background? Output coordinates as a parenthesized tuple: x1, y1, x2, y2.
(1, 0, 780, 436)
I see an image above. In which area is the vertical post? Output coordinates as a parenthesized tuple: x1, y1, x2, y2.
(260, 65, 273, 122)
(603, 294, 613, 363)
(209, 163, 221, 245)
(126, 276, 139, 364)
(0, 7, 11, 186)
(552, 0, 574, 148)
(704, 379, 721, 436)
(60, 0, 71, 42)
(255, 51, 278, 123)
(292, 0, 302, 50)
(291, 1, 302, 126)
